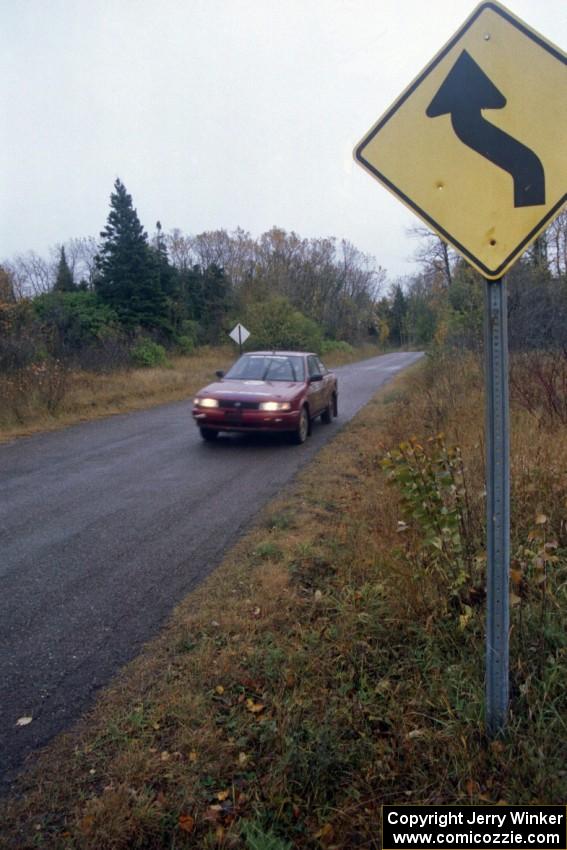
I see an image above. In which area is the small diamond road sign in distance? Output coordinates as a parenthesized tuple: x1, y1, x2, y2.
(354, 1, 566, 279)
(229, 323, 250, 347)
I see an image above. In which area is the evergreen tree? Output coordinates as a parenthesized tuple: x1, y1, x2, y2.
(201, 264, 232, 342)
(95, 179, 170, 333)
(389, 283, 408, 346)
(53, 246, 76, 292)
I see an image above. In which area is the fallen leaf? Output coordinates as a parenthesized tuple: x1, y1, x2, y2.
(216, 789, 230, 801)
(215, 685, 225, 695)
(406, 729, 425, 739)
(466, 779, 478, 797)
(246, 699, 265, 714)
(80, 815, 95, 835)
(316, 823, 335, 843)
(189, 750, 198, 762)
(510, 568, 523, 587)
(16, 716, 32, 727)
(510, 593, 522, 607)
(490, 740, 506, 754)
(238, 752, 248, 765)
(535, 514, 548, 525)
(178, 814, 195, 833)
(204, 805, 223, 823)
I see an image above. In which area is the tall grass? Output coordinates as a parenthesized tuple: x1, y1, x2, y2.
(1, 350, 565, 849)
(0, 343, 385, 441)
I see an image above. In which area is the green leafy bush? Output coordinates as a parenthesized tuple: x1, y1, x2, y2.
(244, 296, 323, 352)
(174, 319, 201, 354)
(320, 339, 354, 356)
(33, 291, 120, 350)
(131, 339, 167, 368)
(381, 434, 476, 608)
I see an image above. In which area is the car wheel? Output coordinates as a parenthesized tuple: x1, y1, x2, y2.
(293, 407, 310, 444)
(321, 398, 333, 424)
(332, 392, 338, 418)
(199, 427, 218, 442)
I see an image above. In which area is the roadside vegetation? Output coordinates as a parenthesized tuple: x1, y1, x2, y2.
(0, 342, 382, 442)
(1, 181, 566, 846)
(1, 346, 566, 849)
(1, 181, 565, 442)
(0, 179, 392, 438)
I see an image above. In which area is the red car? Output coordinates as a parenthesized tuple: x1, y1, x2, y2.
(192, 351, 338, 444)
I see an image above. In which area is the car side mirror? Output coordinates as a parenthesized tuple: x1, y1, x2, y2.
(309, 373, 323, 383)
(215, 370, 225, 379)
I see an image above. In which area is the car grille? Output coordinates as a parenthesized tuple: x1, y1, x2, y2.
(218, 400, 260, 410)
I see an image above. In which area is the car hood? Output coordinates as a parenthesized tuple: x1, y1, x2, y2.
(198, 380, 303, 401)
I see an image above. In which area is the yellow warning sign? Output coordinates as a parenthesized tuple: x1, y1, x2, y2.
(354, 1, 567, 279)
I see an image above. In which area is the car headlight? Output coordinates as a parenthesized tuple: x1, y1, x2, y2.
(194, 397, 219, 408)
(259, 401, 291, 411)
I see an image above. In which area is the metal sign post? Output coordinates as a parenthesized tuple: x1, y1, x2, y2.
(483, 276, 510, 735)
(229, 323, 250, 355)
(353, 1, 566, 737)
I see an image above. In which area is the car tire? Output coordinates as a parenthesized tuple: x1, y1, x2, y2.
(321, 398, 333, 424)
(293, 407, 310, 444)
(199, 427, 218, 442)
(332, 392, 338, 418)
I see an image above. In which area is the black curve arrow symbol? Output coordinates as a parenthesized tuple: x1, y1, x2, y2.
(426, 50, 545, 207)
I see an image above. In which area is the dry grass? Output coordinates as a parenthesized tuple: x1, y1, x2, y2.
(0, 347, 232, 442)
(0, 343, 386, 443)
(1, 351, 565, 849)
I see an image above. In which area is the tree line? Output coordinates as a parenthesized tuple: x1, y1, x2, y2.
(0, 179, 389, 372)
(1, 177, 566, 378)
(382, 213, 567, 353)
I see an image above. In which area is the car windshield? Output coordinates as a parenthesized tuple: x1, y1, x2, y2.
(225, 354, 305, 382)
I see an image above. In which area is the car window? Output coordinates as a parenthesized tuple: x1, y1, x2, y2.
(316, 357, 327, 375)
(307, 356, 320, 377)
(226, 355, 305, 382)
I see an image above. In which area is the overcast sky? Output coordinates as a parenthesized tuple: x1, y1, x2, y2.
(1, 0, 565, 280)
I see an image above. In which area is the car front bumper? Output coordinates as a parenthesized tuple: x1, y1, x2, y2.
(192, 407, 300, 433)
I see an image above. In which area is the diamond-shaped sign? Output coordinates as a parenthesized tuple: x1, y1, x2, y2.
(229, 323, 250, 345)
(354, 1, 566, 279)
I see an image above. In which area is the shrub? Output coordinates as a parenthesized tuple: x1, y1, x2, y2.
(320, 339, 354, 356)
(381, 434, 477, 611)
(175, 335, 195, 355)
(131, 339, 167, 368)
(33, 291, 120, 353)
(244, 296, 323, 352)
(510, 349, 567, 426)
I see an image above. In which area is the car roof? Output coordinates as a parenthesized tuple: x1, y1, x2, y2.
(240, 351, 315, 357)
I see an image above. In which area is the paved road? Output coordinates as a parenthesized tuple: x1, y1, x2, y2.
(0, 351, 422, 788)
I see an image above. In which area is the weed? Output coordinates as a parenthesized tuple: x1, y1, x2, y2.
(265, 512, 294, 532)
(2, 355, 567, 849)
(381, 434, 478, 609)
(241, 820, 293, 850)
(254, 542, 283, 562)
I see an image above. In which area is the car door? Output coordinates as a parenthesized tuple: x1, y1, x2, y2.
(316, 356, 334, 408)
(307, 355, 326, 415)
